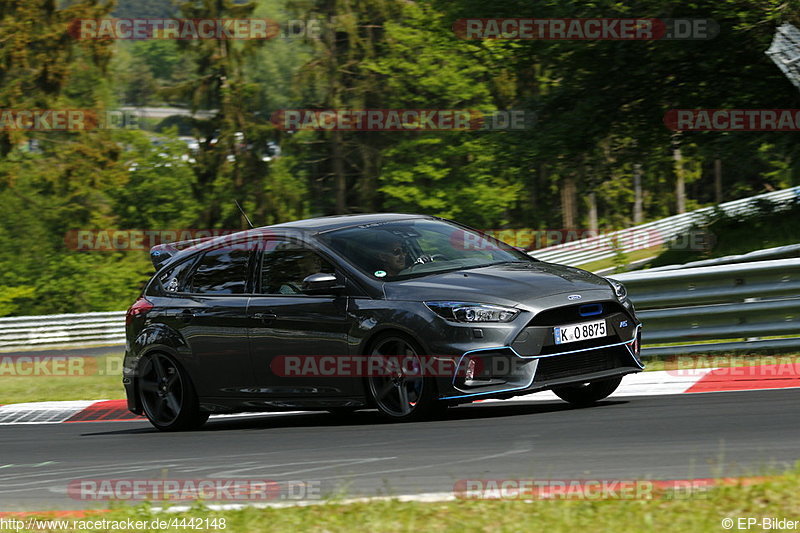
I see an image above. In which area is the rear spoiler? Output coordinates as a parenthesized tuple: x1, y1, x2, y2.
(150, 237, 212, 270)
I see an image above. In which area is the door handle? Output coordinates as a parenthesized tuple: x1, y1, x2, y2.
(253, 312, 277, 324)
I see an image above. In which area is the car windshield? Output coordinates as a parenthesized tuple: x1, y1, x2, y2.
(318, 219, 535, 280)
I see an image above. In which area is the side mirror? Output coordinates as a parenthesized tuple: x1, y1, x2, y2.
(301, 272, 345, 295)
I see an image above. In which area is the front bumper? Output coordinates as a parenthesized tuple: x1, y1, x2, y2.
(438, 308, 643, 402)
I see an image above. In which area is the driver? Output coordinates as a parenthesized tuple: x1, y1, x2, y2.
(376, 239, 407, 277)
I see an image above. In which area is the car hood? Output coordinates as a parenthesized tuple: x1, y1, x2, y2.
(382, 262, 614, 307)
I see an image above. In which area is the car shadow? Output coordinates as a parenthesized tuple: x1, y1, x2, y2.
(81, 399, 628, 436)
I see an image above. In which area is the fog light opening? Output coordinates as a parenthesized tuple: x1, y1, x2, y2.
(465, 358, 477, 381)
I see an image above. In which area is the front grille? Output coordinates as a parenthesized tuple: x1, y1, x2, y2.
(534, 348, 626, 383)
(528, 301, 624, 327)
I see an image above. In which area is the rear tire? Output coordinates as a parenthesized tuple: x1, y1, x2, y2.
(366, 333, 446, 422)
(552, 376, 622, 406)
(137, 352, 208, 431)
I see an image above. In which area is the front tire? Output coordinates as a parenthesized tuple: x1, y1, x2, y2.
(366, 334, 446, 422)
(552, 376, 622, 406)
(137, 352, 208, 431)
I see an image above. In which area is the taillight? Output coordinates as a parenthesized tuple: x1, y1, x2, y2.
(126, 297, 153, 325)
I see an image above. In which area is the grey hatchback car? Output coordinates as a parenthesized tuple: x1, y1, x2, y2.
(123, 214, 643, 430)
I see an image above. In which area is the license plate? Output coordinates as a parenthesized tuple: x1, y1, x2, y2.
(554, 319, 607, 345)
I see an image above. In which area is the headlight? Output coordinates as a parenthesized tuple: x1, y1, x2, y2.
(607, 278, 628, 301)
(425, 302, 520, 323)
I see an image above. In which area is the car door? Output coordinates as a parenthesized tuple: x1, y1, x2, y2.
(247, 239, 355, 398)
(174, 243, 256, 398)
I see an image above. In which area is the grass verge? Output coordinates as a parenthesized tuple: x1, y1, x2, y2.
(0, 353, 125, 404)
(572, 245, 663, 273)
(10, 465, 800, 532)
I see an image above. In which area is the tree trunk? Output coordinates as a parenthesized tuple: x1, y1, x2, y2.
(359, 143, 379, 212)
(673, 147, 686, 214)
(324, 0, 346, 215)
(587, 192, 598, 232)
(633, 163, 643, 224)
(531, 163, 546, 226)
(714, 158, 722, 204)
(561, 176, 577, 228)
(527, 163, 540, 222)
(332, 130, 346, 214)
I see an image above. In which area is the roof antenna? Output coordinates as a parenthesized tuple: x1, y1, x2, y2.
(234, 200, 255, 229)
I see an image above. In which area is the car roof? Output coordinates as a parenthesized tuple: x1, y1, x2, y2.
(154, 213, 434, 271)
(269, 213, 431, 232)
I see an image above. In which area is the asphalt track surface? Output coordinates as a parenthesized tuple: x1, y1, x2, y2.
(1, 389, 799, 511)
(0, 344, 124, 359)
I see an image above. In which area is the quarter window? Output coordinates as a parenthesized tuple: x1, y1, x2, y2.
(158, 259, 196, 294)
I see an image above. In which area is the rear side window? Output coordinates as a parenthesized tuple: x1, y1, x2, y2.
(189, 248, 251, 294)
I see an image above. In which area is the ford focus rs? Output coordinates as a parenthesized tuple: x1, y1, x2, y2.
(123, 214, 643, 431)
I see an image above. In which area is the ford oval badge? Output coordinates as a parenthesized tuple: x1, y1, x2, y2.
(568, 294, 582, 301)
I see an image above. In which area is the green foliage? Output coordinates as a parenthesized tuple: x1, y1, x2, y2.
(110, 131, 200, 228)
(0, 128, 196, 314)
(0, 285, 36, 317)
(1, 0, 800, 315)
(380, 137, 524, 226)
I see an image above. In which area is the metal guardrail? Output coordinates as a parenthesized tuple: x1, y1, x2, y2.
(612, 258, 800, 357)
(1, 259, 799, 357)
(645, 243, 800, 272)
(531, 186, 800, 267)
(0, 311, 126, 350)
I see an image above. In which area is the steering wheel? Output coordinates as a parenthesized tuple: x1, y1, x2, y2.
(404, 254, 448, 272)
